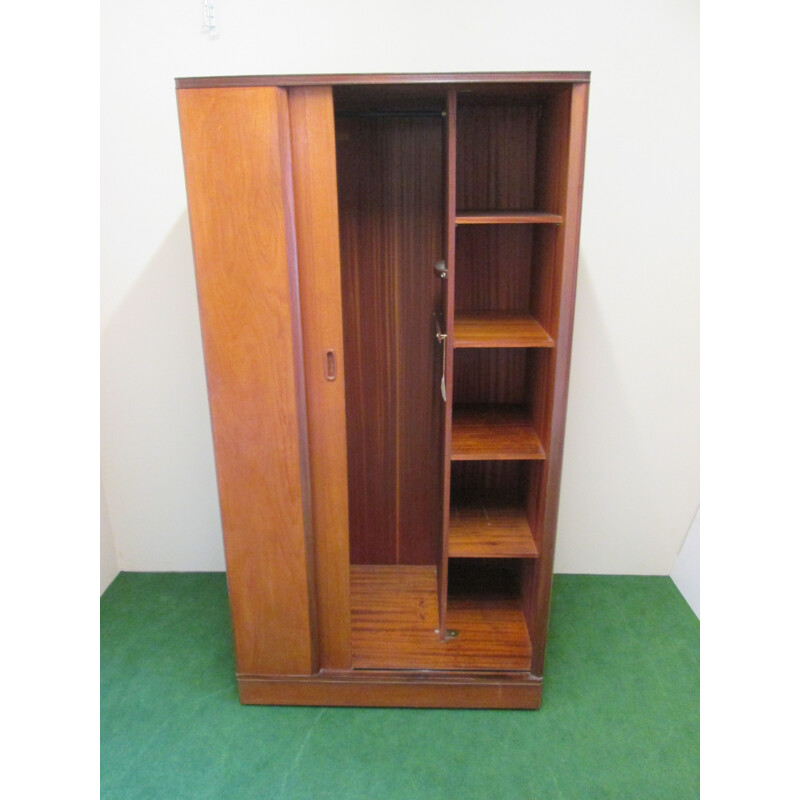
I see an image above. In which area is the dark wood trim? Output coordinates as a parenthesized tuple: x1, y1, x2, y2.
(529, 83, 590, 675)
(438, 90, 458, 638)
(238, 671, 542, 709)
(176, 72, 591, 90)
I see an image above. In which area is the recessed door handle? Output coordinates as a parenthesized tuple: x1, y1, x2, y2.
(325, 350, 337, 381)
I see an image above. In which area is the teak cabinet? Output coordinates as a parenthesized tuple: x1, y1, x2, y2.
(176, 72, 589, 709)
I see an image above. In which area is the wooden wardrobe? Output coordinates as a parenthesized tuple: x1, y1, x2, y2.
(176, 72, 589, 709)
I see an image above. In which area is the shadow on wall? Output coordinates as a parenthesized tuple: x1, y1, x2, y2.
(101, 210, 225, 571)
(556, 252, 674, 574)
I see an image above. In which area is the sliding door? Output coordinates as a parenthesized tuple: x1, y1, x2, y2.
(177, 86, 318, 676)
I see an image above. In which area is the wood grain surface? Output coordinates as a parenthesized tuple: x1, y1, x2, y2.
(178, 74, 590, 705)
(448, 506, 538, 558)
(452, 348, 528, 405)
(456, 103, 540, 212)
(177, 86, 317, 676)
(451, 405, 545, 460)
(238, 672, 542, 709)
(337, 112, 444, 565)
(289, 86, 352, 670)
(455, 211, 562, 225)
(454, 225, 535, 313)
(526, 84, 590, 675)
(453, 312, 554, 348)
(351, 565, 532, 671)
(449, 460, 530, 507)
(439, 89, 459, 635)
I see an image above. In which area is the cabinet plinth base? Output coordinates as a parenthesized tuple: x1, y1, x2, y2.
(237, 671, 542, 709)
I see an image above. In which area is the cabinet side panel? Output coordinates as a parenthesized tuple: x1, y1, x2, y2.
(525, 83, 590, 675)
(177, 86, 316, 676)
(288, 87, 352, 670)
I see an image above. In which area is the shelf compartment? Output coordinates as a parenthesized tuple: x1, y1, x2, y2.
(453, 312, 554, 348)
(451, 405, 545, 461)
(453, 225, 560, 337)
(455, 211, 562, 225)
(350, 565, 532, 671)
(449, 506, 538, 558)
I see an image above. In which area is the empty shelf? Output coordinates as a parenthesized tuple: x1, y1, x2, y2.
(455, 211, 563, 225)
(449, 506, 538, 558)
(453, 312, 554, 348)
(451, 405, 545, 461)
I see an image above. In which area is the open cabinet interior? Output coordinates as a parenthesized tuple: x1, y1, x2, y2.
(176, 73, 588, 708)
(332, 83, 572, 672)
(334, 91, 446, 568)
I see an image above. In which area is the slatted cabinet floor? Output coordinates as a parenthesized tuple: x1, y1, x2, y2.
(350, 565, 532, 671)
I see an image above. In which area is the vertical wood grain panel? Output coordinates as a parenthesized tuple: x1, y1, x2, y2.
(456, 104, 540, 212)
(439, 90, 458, 635)
(337, 113, 444, 566)
(395, 118, 446, 565)
(177, 86, 317, 676)
(450, 461, 528, 506)
(288, 86, 352, 670)
(519, 91, 574, 637)
(454, 226, 534, 312)
(526, 84, 590, 675)
(453, 348, 527, 404)
(336, 117, 397, 564)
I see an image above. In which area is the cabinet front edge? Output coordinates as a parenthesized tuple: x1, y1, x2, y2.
(175, 72, 591, 90)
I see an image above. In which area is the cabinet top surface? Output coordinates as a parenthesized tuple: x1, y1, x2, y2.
(175, 71, 590, 90)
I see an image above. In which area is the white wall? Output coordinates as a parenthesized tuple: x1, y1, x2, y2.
(100, 0, 698, 574)
(671, 508, 700, 616)
(100, 479, 119, 594)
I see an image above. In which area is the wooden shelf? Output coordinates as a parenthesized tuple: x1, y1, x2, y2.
(351, 565, 532, 671)
(451, 405, 545, 461)
(449, 506, 538, 558)
(453, 312, 554, 348)
(455, 211, 563, 225)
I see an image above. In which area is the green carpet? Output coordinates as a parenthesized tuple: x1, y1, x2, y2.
(101, 573, 699, 799)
